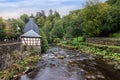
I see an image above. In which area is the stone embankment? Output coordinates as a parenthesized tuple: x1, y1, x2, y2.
(0, 42, 22, 70)
(86, 38, 120, 46)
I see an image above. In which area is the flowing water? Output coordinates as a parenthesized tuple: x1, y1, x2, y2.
(20, 46, 120, 80)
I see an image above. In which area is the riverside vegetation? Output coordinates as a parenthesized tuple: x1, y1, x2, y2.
(0, 49, 41, 80)
(57, 37, 120, 70)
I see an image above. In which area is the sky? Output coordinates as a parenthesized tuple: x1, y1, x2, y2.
(0, 0, 106, 19)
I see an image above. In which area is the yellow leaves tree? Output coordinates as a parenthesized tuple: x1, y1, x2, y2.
(4, 23, 14, 39)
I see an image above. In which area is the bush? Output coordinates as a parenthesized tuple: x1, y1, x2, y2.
(71, 41, 79, 46)
(66, 40, 72, 44)
(28, 49, 40, 56)
(73, 37, 84, 42)
(53, 38, 61, 43)
(109, 33, 120, 38)
(60, 41, 67, 44)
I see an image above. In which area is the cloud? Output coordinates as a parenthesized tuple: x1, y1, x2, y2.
(0, 0, 106, 19)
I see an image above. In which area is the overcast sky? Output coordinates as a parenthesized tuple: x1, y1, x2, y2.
(0, 0, 106, 19)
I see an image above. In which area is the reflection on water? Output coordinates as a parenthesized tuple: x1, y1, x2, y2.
(34, 67, 79, 80)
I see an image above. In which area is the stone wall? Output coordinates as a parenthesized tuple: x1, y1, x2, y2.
(0, 42, 22, 70)
(85, 38, 120, 46)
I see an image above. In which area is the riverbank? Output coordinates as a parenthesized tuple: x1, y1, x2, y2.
(57, 41, 120, 70)
(0, 49, 41, 80)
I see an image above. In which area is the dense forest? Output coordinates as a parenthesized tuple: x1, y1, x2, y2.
(0, 0, 120, 42)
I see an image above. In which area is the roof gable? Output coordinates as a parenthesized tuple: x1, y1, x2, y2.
(21, 30, 41, 37)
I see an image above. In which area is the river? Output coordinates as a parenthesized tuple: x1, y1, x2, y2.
(20, 46, 120, 80)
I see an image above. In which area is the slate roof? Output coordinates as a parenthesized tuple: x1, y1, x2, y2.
(24, 16, 39, 34)
(21, 29, 41, 37)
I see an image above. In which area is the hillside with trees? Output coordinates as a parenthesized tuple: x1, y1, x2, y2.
(0, 0, 119, 42)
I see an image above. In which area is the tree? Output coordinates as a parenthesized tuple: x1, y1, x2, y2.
(62, 15, 73, 38)
(81, 1, 112, 37)
(41, 10, 46, 18)
(54, 11, 60, 19)
(0, 17, 3, 23)
(36, 16, 46, 28)
(70, 12, 83, 38)
(62, 11, 83, 39)
(36, 10, 46, 28)
(35, 10, 61, 43)
(106, 0, 120, 5)
(36, 12, 41, 18)
(0, 18, 6, 41)
(0, 25, 6, 41)
(106, 0, 120, 34)
(7, 18, 24, 37)
(49, 9, 53, 15)
(4, 23, 15, 40)
(42, 20, 53, 42)
(40, 29, 48, 53)
(36, 10, 46, 18)
(50, 19, 64, 41)
(20, 14, 29, 23)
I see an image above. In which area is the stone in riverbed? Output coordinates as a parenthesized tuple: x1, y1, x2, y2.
(58, 55, 65, 59)
(88, 56, 95, 60)
(86, 75, 96, 79)
(96, 74, 105, 79)
(23, 67, 34, 74)
(114, 64, 120, 70)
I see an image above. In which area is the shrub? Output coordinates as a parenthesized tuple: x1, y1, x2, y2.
(71, 41, 79, 46)
(109, 33, 120, 38)
(28, 49, 40, 56)
(73, 36, 84, 42)
(60, 41, 67, 44)
(53, 38, 61, 43)
(66, 40, 72, 44)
